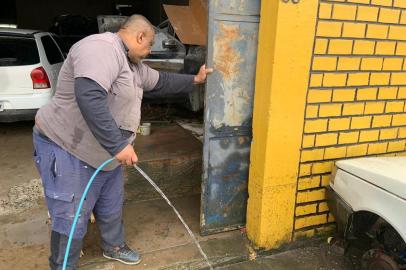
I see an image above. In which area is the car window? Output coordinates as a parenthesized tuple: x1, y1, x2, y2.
(0, 36, 40, 66)
(50, 35, 68, 55)
(41, 35, 64, 65)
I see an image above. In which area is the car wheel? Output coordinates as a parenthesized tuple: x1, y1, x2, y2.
(361, 249, 400, 270)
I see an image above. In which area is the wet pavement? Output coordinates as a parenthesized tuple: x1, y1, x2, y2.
(0, 121, 43, 216)
(0, 194, 355, 270)
(0, 121, 355, 270)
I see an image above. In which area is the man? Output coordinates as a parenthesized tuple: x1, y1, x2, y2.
(33, 15, 212, 269)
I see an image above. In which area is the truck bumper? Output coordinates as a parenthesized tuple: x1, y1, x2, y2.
(0, 109, 37, 122)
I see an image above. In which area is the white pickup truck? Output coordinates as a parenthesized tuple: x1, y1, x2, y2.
(327, 157, 406, 270)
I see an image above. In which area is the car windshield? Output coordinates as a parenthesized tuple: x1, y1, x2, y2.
(0, 36, 40, 66)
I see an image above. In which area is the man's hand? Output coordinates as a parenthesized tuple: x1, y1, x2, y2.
(194, 64, 214, 84)
(115, 144, 138, 166)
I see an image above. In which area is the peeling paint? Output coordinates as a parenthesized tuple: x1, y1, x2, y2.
(214, 23, 242, 80)
(211, 21, 258, 128)
(201, 0, 260, 234)
(214, 0, 260, 16)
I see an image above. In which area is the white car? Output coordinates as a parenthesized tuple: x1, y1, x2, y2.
(328, 157, 406, 270)
(0, 28, 65, 122)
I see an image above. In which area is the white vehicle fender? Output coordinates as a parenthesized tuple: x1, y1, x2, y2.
(333, 169, 406, 243)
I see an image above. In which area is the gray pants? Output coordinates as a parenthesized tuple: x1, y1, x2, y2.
(50, 212, 124, 270)
(33, 129, 125, 269)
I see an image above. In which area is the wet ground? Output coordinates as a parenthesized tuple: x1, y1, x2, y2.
(0, 121, 42, 215)
(0, 120, 356, 269)
(0, 197, 356, 270)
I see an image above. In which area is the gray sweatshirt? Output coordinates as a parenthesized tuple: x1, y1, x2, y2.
(74, 71, 194, 156)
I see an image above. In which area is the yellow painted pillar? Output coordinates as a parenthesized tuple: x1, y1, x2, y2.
(246, 0, 319, 248)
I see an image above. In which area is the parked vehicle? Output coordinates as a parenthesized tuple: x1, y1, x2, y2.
(0, 28, 65, 122)
(97, 15, 206, 111)
(327, 157, 406, 270)
(49, 14, 97, 50)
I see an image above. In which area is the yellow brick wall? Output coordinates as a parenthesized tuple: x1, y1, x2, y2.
(294, 0, 406, 238)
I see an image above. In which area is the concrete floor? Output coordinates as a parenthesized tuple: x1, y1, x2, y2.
(0, 194, 252, 270)
(0, 122, 41, 208)
(219, 245, 354, 270)
(0, 121, 250, 270)
(0, 196, 355, 270)
(0, 121, 355, 270)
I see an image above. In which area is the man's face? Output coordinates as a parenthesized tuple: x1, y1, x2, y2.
(127, 29, 154, 63)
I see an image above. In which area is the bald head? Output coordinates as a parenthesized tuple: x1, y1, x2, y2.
(118, 15, 155, 63)
(121, 15, 154, 35)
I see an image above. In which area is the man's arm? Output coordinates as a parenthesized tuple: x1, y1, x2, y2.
(143, 72, 194, 98)
(141, 64, 213, 97)
(74, 77, 137, 165)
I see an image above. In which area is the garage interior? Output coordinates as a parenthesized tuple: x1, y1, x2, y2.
(3, 0, 208, 221)
(0, 0, 254, 269)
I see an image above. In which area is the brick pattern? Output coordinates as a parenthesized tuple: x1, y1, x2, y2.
(294, 0, 406, 238)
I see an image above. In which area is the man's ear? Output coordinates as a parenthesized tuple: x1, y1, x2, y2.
(136, 32, 144, 44)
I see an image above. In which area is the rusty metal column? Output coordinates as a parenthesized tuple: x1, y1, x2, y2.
(201, 0, 260, 234)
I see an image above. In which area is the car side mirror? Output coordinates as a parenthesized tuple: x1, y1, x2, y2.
(162, 39, 177, 50)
